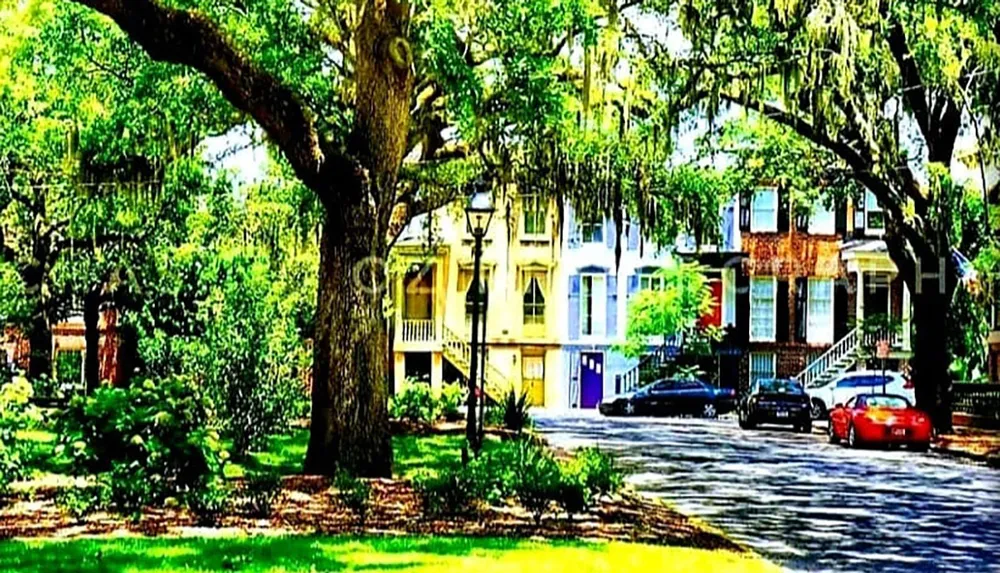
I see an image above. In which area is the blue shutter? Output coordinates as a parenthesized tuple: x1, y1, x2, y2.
(568, 274, 581, 340)
(606, 275, 618, 337)
(627, 274, 639, 299)
(605, 218, 617, 249)
(721, 204, 735, 251)
(627, 222, 639, 250)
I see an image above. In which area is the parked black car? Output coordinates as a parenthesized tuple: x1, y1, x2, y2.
(738, 378, 812, 432)
(598, 379, 737, 418)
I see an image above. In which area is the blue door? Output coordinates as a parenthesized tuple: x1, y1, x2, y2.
(580, 352, 604, 408)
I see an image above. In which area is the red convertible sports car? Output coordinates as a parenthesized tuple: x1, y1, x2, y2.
(827, 394, 932, 451)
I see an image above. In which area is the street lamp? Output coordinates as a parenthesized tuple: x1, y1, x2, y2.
(464, 180, 494, 454)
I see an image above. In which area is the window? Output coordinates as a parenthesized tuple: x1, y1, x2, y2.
(522, 193, 547, 236)
(750, 353, 776, 386)
(865, 190, 885, 232)
(580, 275, 605, 336)
(465, 275, 488, 326)
(523, 276, 546, 325)
(639, 272, 664, 291)
(650, 380, 675, 393)
(807, 279, 834, 344)
(750, 277, 776, 341)
(808, 201, 836, 235)
(750, 187, 778, 232)
(581, 220, 604, 243)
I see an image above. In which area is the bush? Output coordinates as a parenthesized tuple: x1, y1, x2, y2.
(555, 462, 590, 520)
(188, 479, 232, 526)
(334, 471, 371, 525)
(389, 381, 439, 424)
(573, 447, 624, 498)
(0, 377, 38, 498)
(58, 376, 228, 513)
(54, 482, 111, 523)
(508, 440, 560, 524)
(495, 388, 531, 433)
(242, 470, 283, 518)
(439, 383, 465, 422)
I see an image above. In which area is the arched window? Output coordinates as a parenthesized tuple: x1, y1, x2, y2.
(523, 277, 545, 325)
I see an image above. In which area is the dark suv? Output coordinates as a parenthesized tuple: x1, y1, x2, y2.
(738, 378, 812, 432)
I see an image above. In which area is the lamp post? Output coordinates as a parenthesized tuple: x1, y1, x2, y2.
(464, 181, 494, 454)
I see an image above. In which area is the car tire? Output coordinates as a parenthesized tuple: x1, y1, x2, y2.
(848, 424, 863, 449)
(828, 422, 840, 444)
(911, 442, 930, 453)
(623, 401, 636, 416)
(797, 421, 812, 434)
(738, 413, 755, 430)
(701, 402, 718, 419)
(810, 398, 827, 421)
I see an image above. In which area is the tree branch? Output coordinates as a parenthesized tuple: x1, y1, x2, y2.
(71, 0, 337, 199)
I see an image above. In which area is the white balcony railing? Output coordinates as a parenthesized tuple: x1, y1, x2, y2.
(401, 319, 436, 342)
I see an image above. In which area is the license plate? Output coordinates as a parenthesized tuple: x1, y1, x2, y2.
(892, 428, 907, 437)
(776, 411, 789, 418)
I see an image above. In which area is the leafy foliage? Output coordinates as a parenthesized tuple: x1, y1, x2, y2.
(334, 471, 371, 526)
(57, 376, 228, 513)
(616, 261, 718, 359)
(242, 470, 283, 518)
(497, 388, 532, 434)
(0, 377, 38, 497)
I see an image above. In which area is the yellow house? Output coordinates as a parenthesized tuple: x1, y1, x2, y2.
(390, 187, 562, 407)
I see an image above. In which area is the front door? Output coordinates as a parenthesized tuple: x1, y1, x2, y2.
(580, 352, 604, 409)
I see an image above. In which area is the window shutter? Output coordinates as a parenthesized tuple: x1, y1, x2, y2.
(606, 275, 618, 336)
(736, 272, 750, 345)
(605, 219, 617, 249)
(721, 204, 735, 250)
(739, 193, 751, 231)
(568, 275, 581, 341)
(835, 198, 848, 236)
(776, 279, 790, 342)
(627, 222, 640, 250)
(627, 274, 639, 299)
(777, 188, 790, 233)
(795, 210, 809, 233)
(834, 281, 849, 340)
(795, 278, 808, 343)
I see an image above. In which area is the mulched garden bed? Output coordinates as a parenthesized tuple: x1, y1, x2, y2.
(0, 475, 743, 552)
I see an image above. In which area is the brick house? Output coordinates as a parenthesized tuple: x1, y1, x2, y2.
(738, 186, 913, 391)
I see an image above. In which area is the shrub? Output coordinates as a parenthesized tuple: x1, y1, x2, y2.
(242, 470, 283, 518)
(508, 440, 560, 524)
(555, 462, 591, 520)
(413, 471, 477, 517)
(573, 447, 624, 498)
(439, 383, 465, 422)
(0, 377, 38, 498)
(334, 471, 371, 525)
(188, 479, 232, 526)
(58, 376, 228, 513)
(496, 388, 531, 433)
(54, 482, 111, 523)
(389, 381, 439, 424)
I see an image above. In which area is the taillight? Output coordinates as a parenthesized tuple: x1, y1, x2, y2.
(903, 378, 914, 389)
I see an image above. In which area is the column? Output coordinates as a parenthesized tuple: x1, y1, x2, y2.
(902, 281, 911, 350)
(856, 270, 865, 323)
(393, 352, 406, 395)
(430, 352, 443, 394)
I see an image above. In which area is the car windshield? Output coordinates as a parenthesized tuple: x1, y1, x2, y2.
(865, 395, 910, 409)
(758, 379, 803, 394)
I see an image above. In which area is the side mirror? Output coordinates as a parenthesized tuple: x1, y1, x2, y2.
(834, 403, 843, 409)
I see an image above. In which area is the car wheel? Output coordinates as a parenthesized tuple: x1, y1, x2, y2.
(810, 399, 827, 421)
(624, 401, 636, 416)
(848, 424, 862, 449)
(798, 421, 813, 434)
(828, 422, 840, 444)
(911, 442, 930, 453)
(738, 412, 755, 430)
(700, 402, 718, 419)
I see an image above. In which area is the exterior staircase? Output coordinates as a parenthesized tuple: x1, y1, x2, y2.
(616, 339, 681, 394)
(442, 326, 512, 401)
(794, 327, 909, 389)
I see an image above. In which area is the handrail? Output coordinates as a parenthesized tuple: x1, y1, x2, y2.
(441, 326, 511, 398)
(795, 327, 858, 388)
(616, 336, 681, 394)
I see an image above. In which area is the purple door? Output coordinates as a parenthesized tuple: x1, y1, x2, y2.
(580, 352, 604, 409)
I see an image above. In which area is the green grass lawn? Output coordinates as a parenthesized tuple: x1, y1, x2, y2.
(0, 535, 780, 573)
(20, 426, 495, 481)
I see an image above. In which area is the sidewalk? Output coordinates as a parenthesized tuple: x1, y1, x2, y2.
(933, 427, 1000, 467)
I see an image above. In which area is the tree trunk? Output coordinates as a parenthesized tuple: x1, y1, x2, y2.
(27, 314, 51, 380)
(909, 274, 955, 433)
(304, 213, 392, 477)
(84, 288, 101, 393)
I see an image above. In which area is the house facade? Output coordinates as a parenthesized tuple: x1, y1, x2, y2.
(389, 188, 563, 407)
(558, 201, 744, 409)
(740, 186, 914, 393)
